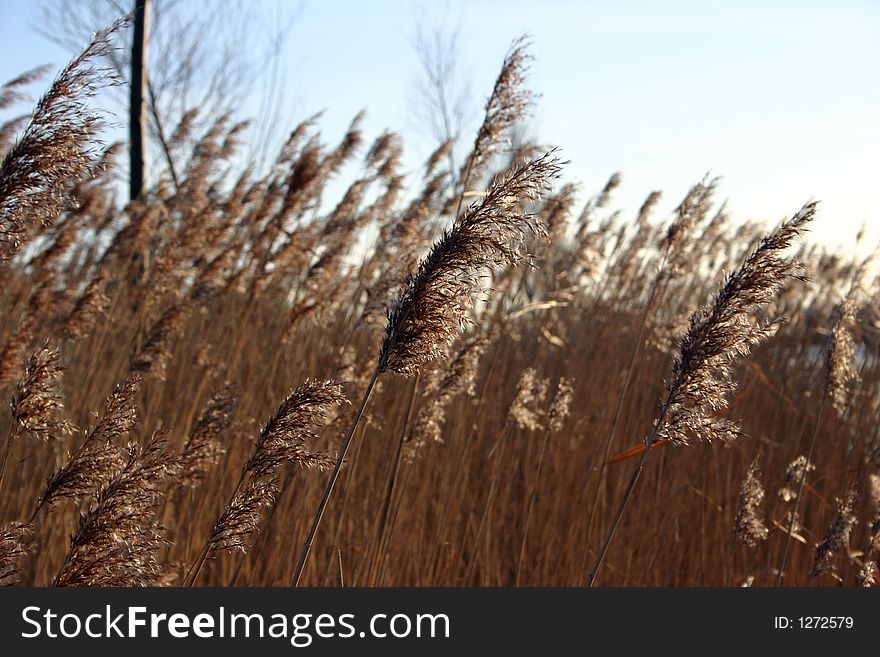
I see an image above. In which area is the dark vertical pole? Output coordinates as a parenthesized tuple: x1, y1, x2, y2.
(129, 0, 150, 201)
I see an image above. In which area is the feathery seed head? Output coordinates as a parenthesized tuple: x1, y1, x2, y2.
(734, 457, 769, 547)
(207, 477, 278, 555)
(10, 342, 74, 440)
(0, 19, 125, 262)
(0, 521, 34, 586)
(245, 380, 346, 479)
(509, 367, 550, 432)
(779, 455, 815, 503)
(824, 292, 860, 416)
(811, 487, 857, 577)
(40, 375, 140, 508)
(379, 151, 562, 375)
(657, 202, 814, 446)
(547, 377, 575, 433)
(178, 383, 237, 487)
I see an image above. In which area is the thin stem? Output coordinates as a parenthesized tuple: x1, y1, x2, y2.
(374, 458, 416, 585)
(183, 470, 245, 587)
(453, 152, 475, 219)
(587, 404, 668, 587)
(515, 428, 551, 585)
(580, 267, 668, 574)
(364, 372, 420, 586)
(227, 466, 297, 586)
(290, 366, 381, 587)
(0, 423, 18, 496)
(775, 392, 827, 587)
(464, 425, 512, 583)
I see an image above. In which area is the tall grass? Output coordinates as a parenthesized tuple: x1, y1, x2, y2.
(0, 24, 877, 588)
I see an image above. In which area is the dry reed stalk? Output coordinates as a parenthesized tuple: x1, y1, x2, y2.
(290, 152, 561, 586)
(54, 433, 179, 587)
(360, 373, 421, 586)
(364, 332, 488, 585)
(776, 283, 862, 585)
(0, 343, 74, 495)
(176, 383, 236, 488)
(0, 19, 125, 263)
(734, 457, 769, 547)
(588, 202, 814, 586)
(0, 521, 34, 586)
(36, 374, 140, 514)
(810, 487, 857, 578)
(454, 35, 534, 216)
(515, 377, 573, 584)
(185, 380, 343, 586)
(465, 367, 550, 582)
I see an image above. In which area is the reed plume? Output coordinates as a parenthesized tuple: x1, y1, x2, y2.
(824, 294, 860, 416)
(858, 562, 878, 587)
(1, 343, 73, 494)
(185, 380, 344, 586)
(459, 35, 535, 197)
(547, 377, 574, 433)
(588, 202, 814, 586)
(9, 342, 73, 440)
(0, 66, 52, 157)
(245, 381, 344, 479)
(734, 457, 769, 547)
(55, 433, 179, 587)
(811, 487, 857, 578)
(204, 476, 278, 555)
(656, 203, 814, 447)
(0, 19, 124, 262)
(408, 332, 488, 453)
(855, 474, 880, 586)
(508, 367, 550, 432)
(0, 521, 34, 586)
(177, 383, 237, 487)
(0, 66, 53, 111)
(778, 456, 814, 503)
(38, 375, 140, 511)
(379, 151, 562, 375)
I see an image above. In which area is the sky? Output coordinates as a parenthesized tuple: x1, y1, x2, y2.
(1, 0, 878, 253)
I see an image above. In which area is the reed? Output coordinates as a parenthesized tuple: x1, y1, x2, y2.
(0, 17, 875, 590)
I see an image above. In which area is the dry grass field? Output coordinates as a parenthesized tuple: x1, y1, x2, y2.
(0, 22, 877, 588)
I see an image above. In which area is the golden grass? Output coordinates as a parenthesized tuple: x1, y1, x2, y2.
(0, 28, 877, 588)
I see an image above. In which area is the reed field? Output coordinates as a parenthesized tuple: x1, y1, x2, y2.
(0, 20, 877, 588)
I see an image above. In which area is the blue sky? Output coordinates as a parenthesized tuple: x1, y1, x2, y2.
(1, 0, 878, 253)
